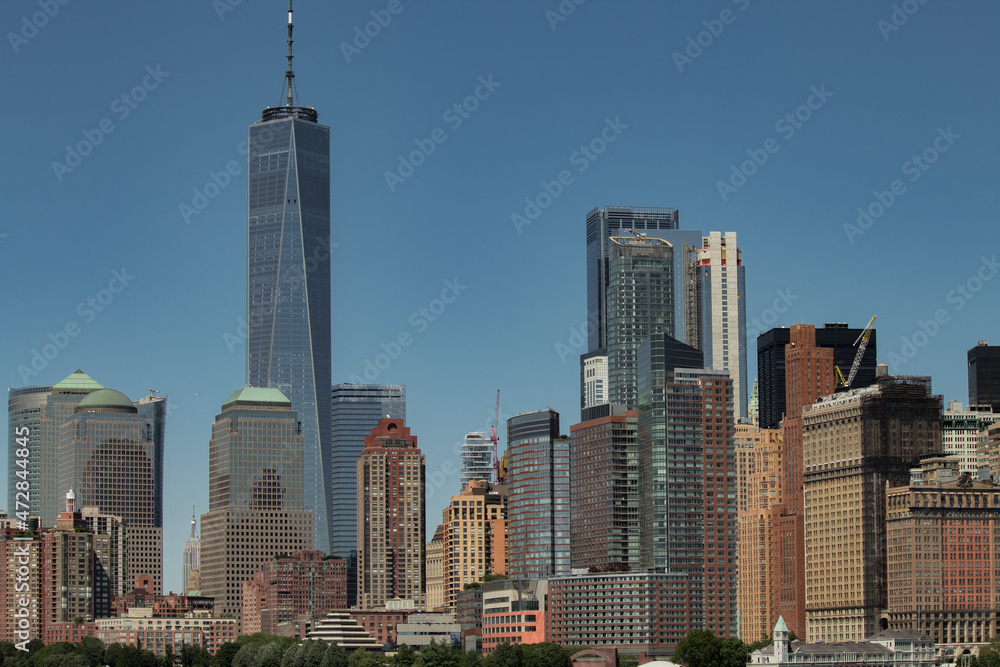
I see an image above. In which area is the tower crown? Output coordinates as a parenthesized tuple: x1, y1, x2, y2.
(261, 0, 318, 123)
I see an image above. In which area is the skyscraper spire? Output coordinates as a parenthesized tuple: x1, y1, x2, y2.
(284, 0, 295, 108)
(190, 502, 197, 539)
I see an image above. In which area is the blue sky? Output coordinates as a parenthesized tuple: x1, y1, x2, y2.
(2, 0, 997, 593)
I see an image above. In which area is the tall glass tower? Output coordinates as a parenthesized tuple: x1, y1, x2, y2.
(247, 3, 332, 552)
(330, 383, 406, 606)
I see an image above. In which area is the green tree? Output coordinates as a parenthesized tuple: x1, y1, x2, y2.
(391, 646, 414, 667)
(718, 636, 750, 667)
(302, 642, 327, 667)
(518, 643, 570, 667)
(280, 644, 303, 667)
(74, 638, 105, 667)
(232, 643, 259, 667)
(252, 643, 284, 667)
(320, 645, 348, 667)
(216, 644, 241, 667)
(675, 629, 721, 667)
(346, 651, 377, 667)
(484, 643, 520, 667)
(458, 651, 483, 667)
(417, 640, 459, 667)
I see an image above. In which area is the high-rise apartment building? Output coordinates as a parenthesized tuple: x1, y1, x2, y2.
(441, 480, 507, 610)
(941, 401, 997, 474)
(246, 4, 332, 553)
(56, 387, 165, 594)
(182, 504, 200, 595)
(506, 409, 570, 579)
(637, 355, 738, 637)
(81, 505, 126, 615)
(885, 459, 1000, 651)
(769, 324, 837, 640)
(200, 388, 313, 621)
(968, 341, 1000, 412)
(737, 426, 784, 642)
(756, 323, 879, 430)
(40, 491, 99, 642)
(459, 432, 494, 492)
(0, 527, 43, 646)
(803, 376, 942, 642)
(241, 550, 346, 635)
(569, 409, 639, 570)
(606, 235, 675, 409)
(685, 231, 748, 420)
(330, 383, 405, 605)
(356, 419, 425, 610)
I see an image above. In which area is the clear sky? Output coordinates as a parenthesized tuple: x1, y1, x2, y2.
(2, 0, 997, 593)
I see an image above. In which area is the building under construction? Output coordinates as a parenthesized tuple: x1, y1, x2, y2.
(802, 374, 942, 643)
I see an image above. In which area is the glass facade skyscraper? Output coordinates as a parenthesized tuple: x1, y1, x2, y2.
(606, 235, 674, 410)
(330, 383, 405, 606)
(247, 60, 332, 552)
(506, 409, 570, 579)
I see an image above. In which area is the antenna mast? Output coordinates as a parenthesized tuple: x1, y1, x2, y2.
(284, 0, 295, 107)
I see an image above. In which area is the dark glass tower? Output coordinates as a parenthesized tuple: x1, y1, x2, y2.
(969, 340, 1000, 412)
(247, 3, 332, 552)
(330, 383, 405, 606)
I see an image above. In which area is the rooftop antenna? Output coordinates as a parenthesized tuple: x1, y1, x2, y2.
(284, 0, 296, 107)
(190, 501, 197, 539)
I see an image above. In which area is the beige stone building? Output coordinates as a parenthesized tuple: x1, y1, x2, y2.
(802, 376, 941, 642)
(738, 425, 783, 642)
(426, 525, 444, 611)
(442, 480, 508, 610)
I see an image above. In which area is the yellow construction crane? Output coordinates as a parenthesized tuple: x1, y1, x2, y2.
(836, 315, 876, 389)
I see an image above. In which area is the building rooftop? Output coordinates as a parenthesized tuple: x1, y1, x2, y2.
(75, 388, 136, 412)
(221, 387, 291, 410)
(52, 369, 103, 394)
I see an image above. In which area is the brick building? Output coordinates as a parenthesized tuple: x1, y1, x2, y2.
(241, 550, 346, 634)
(442, 480, 507, 610)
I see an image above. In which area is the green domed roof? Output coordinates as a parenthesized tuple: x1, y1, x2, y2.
(75, 388, 137, 413)
(52, 369, 103, 394)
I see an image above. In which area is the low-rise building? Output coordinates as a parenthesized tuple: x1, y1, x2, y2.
(95, 607, 236, 655)
(349, 607, 412, 647)
(548, 570, 696, 653)
(481, 578, 547, 655)
(751, 617, 935, 666)
(395, 612, 461, 648)
(456, 587, 483, 653)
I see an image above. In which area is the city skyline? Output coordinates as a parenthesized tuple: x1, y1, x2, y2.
(2, 1, 998, 593)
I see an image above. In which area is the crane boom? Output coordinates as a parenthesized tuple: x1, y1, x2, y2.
(491, 390, 501, 484)
(844, 315, 876, 388)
